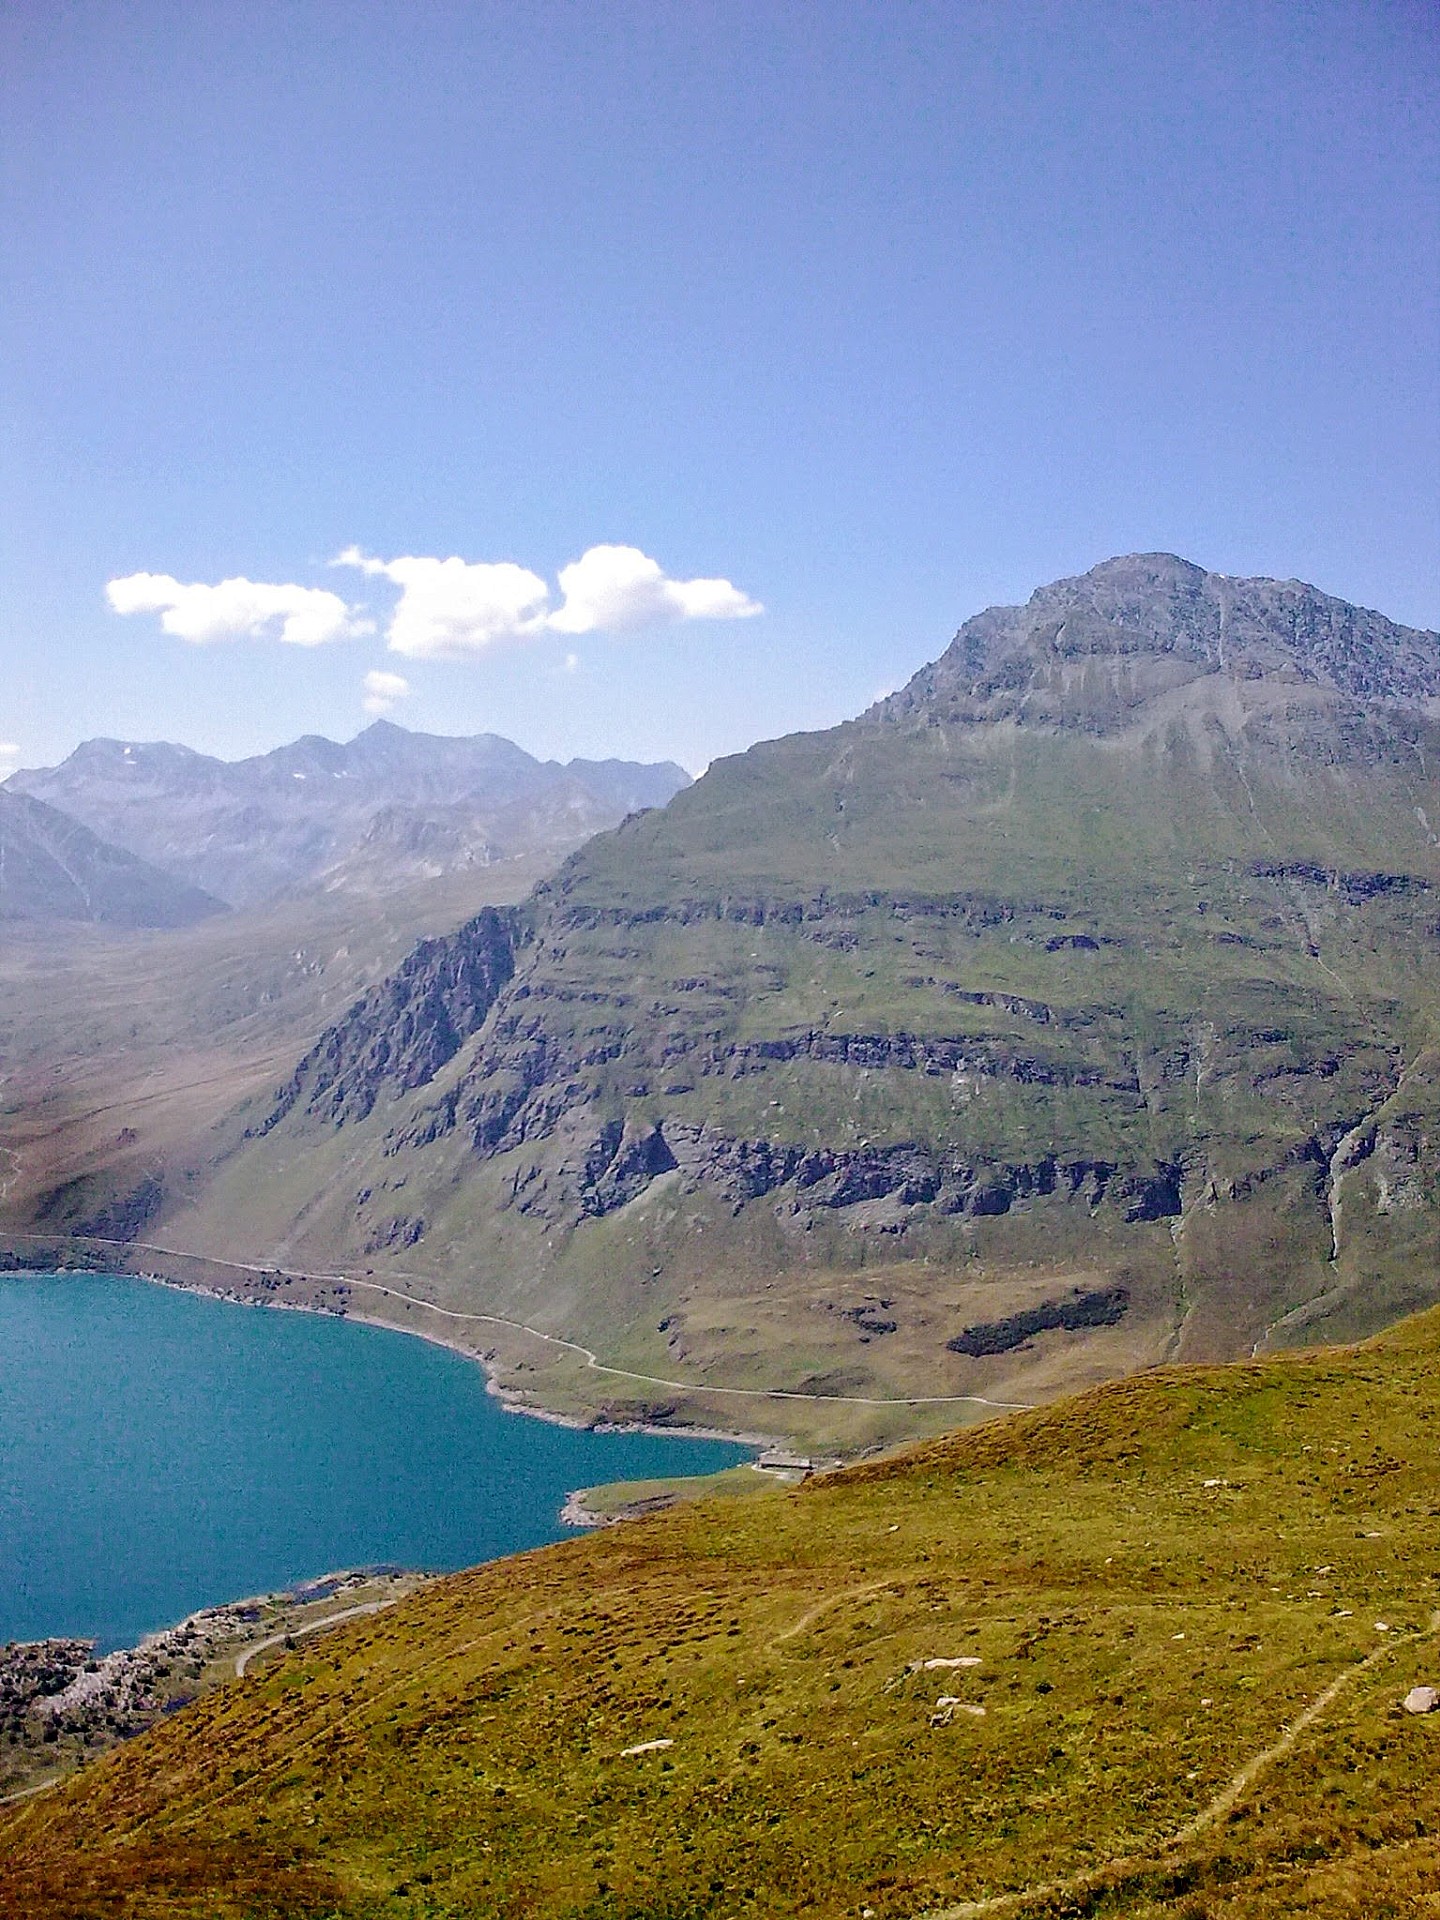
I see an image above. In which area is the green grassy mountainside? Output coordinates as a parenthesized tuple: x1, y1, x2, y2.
(6, 1307, 1440, 1918)
(147, 555, 1440, 1445)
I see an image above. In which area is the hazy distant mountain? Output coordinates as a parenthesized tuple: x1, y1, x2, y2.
(6, 722, 691, 907)
(0, 789, 225, 928)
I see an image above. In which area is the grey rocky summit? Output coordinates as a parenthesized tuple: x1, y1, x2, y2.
(874, 553, 1440, 728)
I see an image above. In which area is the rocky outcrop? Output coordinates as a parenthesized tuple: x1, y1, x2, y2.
(1249, 861, 1431, 903)
(32, 1172, 167, 1243)
(946, 1285, 1131, 1357)
(259, 906, 528, 1130)
(1372, 1117, 1433, 1214)
(507, 1114, 1182, 1230)
(361, 1213, 426, 1254)
(580, 1120, 680, 1216)
(717, 1029, 1126, 1089)
(552, 887, 1049, 935)
(72, 1175, 166, 1243)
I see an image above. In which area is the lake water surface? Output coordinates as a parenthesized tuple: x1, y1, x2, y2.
(0, 1272, 750, 1649)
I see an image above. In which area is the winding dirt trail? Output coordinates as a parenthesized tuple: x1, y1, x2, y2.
(769, 1581, 894, 1651)
(0, 1775, 62, 1809)
(234, 1598, 399, 1678)
(925, 1606, 1440, 1919)
(350, 1274, 1036, 1414)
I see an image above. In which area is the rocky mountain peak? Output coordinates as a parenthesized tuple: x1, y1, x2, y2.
(873, 555, 1440, 728)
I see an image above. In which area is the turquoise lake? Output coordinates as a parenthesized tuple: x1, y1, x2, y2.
(0, 1273, 750, 1651)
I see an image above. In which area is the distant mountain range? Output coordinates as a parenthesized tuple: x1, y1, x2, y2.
(5, 722, 691, 910)
(0, 789, 224, 928)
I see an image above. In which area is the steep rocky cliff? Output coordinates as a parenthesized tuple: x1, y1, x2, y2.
(261, 905, 530, 1128)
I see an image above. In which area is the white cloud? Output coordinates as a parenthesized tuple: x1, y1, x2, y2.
(333, 543, 761, 657)
(334, 547, 550, 660)
(361, 669, 411, 716)
(547, 544, 762, 635)
(106, 572, 369, 647)
(0, 742, 19, 776)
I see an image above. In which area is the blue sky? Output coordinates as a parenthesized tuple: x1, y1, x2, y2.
(3, 0, 1436, 777)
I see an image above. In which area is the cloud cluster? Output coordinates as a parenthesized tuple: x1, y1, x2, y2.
(548, 544, 761, 636)
(106, 572, 368, 647)
(335, 547, 550, 660)
(106, 545, 761, 665)
(333, 542, 762, 659)
(361, 669, 411, 715)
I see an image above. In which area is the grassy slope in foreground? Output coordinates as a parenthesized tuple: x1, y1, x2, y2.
(5, 1311, 1440, 1918)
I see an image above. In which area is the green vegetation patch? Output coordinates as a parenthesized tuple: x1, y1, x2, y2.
(568, 1463, 786, 1525)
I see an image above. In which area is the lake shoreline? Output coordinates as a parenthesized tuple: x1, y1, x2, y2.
(1, 1567, 429, 1802)
(158, 1281, 774, 1455)
(0, 1264, 756, 1658)
(0, 1233, 772, 1451)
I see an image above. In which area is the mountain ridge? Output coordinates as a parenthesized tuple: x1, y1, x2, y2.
(6, 722, 691, 907)
(0, 790, 225, 929)
(870, 552, 1440, 728)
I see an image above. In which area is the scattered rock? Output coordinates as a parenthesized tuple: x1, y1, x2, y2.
(619, 1737, 674, 1757)
(1402, 1686, 1439, 1715)
(930, 1696, 986, 1725)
